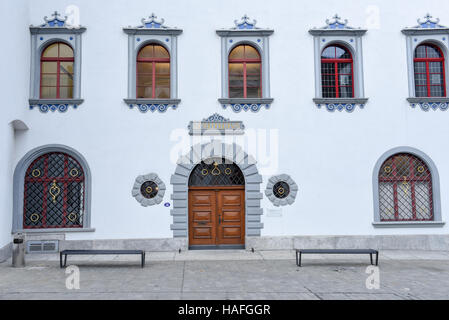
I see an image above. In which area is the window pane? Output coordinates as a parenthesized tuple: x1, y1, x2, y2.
(138, 45, 154, 59)
(322, 86, 336, 98)
(137, 62, 153, 75)
(154, 45, 169, 58)
(41, 87, 57, 98)
(379, 183, 395, 221)
(155, 62, 170, 75)
(155, 87, 169, 99)
(430, 85, 444, 97)
(41, 62, 57, 73)
(321, 63, 335, 75)
(338, 63, 352, 75)
(339, 86, 353, 98)
(415, 182, 432, 220)
(137, 75, 153, 87)
(59, 43, 74, 58)
(246, 87, 260, 98)
(42, 43, 58, 58)
(59, 74, 74, 86)
(321, 46, 335, 59)
(229, 63, 244, 88)
(41, 74, 57, 86)
(339, 74, 352, 86)
(321, 74, 335, 87)
(426, 45, 441, 58)
(414, 62, 426, 73)
(60, 62, 74, 74)
(429, 62, 443, 73)
(155, 62, 170, 98)
(59, 86, 73, 99)
(414, 73, 427, 86)
(229, 87, 244, 98)
(430, 73, 443, 85)
(137, 87, 153, 98)
(229, 46, 244, 60)
(415, 45, 427, 58)
(415, 85, 428, 97)
(244, 45, 260, 59)
(246, 63, 260, 75)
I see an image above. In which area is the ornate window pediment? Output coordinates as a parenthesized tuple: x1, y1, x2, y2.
(402, 14, 449, 110)
(29, 11, 86, 113)
(309, 15, 368, 112)
(217, 15, 274, 113)
(188, 113, 245, 136)
(123, 14, 182, 113)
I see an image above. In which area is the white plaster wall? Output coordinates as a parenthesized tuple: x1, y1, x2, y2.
(6, 0, 449, 241)
(0, 0, 30, 247)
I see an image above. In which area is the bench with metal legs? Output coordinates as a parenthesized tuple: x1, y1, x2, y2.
(60, 250, 146, 268)
(296, 249, 379, 267)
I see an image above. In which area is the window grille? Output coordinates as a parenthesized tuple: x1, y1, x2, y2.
(189, 159, 245, 186)
(378, 153, 433, 221)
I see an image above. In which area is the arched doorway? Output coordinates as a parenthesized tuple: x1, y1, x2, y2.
(188, 158, 245, 249)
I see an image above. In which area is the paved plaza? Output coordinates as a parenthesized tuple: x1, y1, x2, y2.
(1, 250, 449, 300)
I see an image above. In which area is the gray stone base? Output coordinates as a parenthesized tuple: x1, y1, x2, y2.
(246, 235, 449, 251)
(59, 238, 188, 252)
(0, 242, 12, 262)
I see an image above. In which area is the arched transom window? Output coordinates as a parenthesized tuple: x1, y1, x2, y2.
(228, 45, 261, 98)
(414, 43, 446, 97)
(189, 159, 245, 187)
(23, 152, 85, 229)
(378, 153, 433, 221)
(321, 45, 354, 98)
(40, 42, 74, 99)
(136, 44, 170, 99)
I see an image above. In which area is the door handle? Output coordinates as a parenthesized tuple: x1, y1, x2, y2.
(219, 215, 222, 224)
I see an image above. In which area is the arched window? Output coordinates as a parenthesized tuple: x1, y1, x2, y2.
(23, 152, 85, 229)
(40, 42, 74, 99)
(414, 43, 446, 97)
(189, 159, 245, 187)
(136, 44, 170, 99)
(378, 153, 433, 222)
(228, 45, 261, 98)
(321, 45, 354, 98)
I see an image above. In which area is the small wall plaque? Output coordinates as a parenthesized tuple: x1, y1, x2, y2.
(188, 113, 245, 135)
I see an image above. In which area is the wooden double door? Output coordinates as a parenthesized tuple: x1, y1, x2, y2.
(188, 186, 245, 247)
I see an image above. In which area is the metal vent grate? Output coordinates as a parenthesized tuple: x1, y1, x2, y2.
(26, 240, 59, 253)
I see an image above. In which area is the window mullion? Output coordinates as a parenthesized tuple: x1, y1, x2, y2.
(335, 62, 339, 98)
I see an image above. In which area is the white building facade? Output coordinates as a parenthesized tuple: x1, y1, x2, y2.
(1, 0, 449, 260)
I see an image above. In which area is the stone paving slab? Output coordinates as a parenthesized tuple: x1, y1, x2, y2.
(1, 250, 449, 300)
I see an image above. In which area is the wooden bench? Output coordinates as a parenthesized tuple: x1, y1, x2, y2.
(296, 249, 379, 267)
(60, 250, 146, 268)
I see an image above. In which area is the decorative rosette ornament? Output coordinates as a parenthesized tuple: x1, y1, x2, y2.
(132, 173, 165, 207)
(265, 174, 298, 207)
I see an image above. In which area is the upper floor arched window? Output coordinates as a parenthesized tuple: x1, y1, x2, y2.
(414, 43, 446, 97)
(40, 42, 74, 99)
(23, 151, 86, 229)
(378, 153, 433, 222)
(228, 45, 261, 99)
(321, 45, 354, 98)
(136, 44, 170, 99)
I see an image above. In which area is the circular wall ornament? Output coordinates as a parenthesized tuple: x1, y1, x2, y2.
(265, 174, 298, 207)
(132, 173, 166, 207)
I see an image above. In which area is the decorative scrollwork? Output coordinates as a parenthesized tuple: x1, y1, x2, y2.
(30, 213, 40, 223)
(32, 169, 41, 178)
(265, 174, 298, 207)
(67, 213, 77, 222)
(49, 180, 60, 203)
(132, 173, 166, 207)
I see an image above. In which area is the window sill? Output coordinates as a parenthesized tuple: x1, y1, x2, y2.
(124, 98, 180, 113)
(218, 98, 274, 112)
(313, 98, 368, 112)
(407, 97, 449, 111)
(13, 228, 96, 234)
(29, 99, 84, 113)
(372, 221, 445, 228)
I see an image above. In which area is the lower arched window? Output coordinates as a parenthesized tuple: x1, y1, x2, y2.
(378, 153, 433, 221)
(23, 152, 85, 229)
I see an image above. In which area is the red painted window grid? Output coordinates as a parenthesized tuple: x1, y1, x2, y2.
(136, 44, 170, 99)
(23, 153, 85, 229)
(228, 45, 262, 98)
(321, 45, 354, 98)
(414, 44, 446, 97)
(379, 154, 433, 222)
(40, 43, 74, 99)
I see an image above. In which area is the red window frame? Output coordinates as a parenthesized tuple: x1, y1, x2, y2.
(378, 153, 433, 222)
(40, 42, 74, 99)
(23, 152, 85, 229)
(414, 44, 446, 97)
(228, 45, 262, 98)
(321, 45, 354, 98)
(136, 44, 170, 99)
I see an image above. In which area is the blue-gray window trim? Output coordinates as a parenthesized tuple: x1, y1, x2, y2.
(372, 146, 443, 227)
(12, 144, 93, 234)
